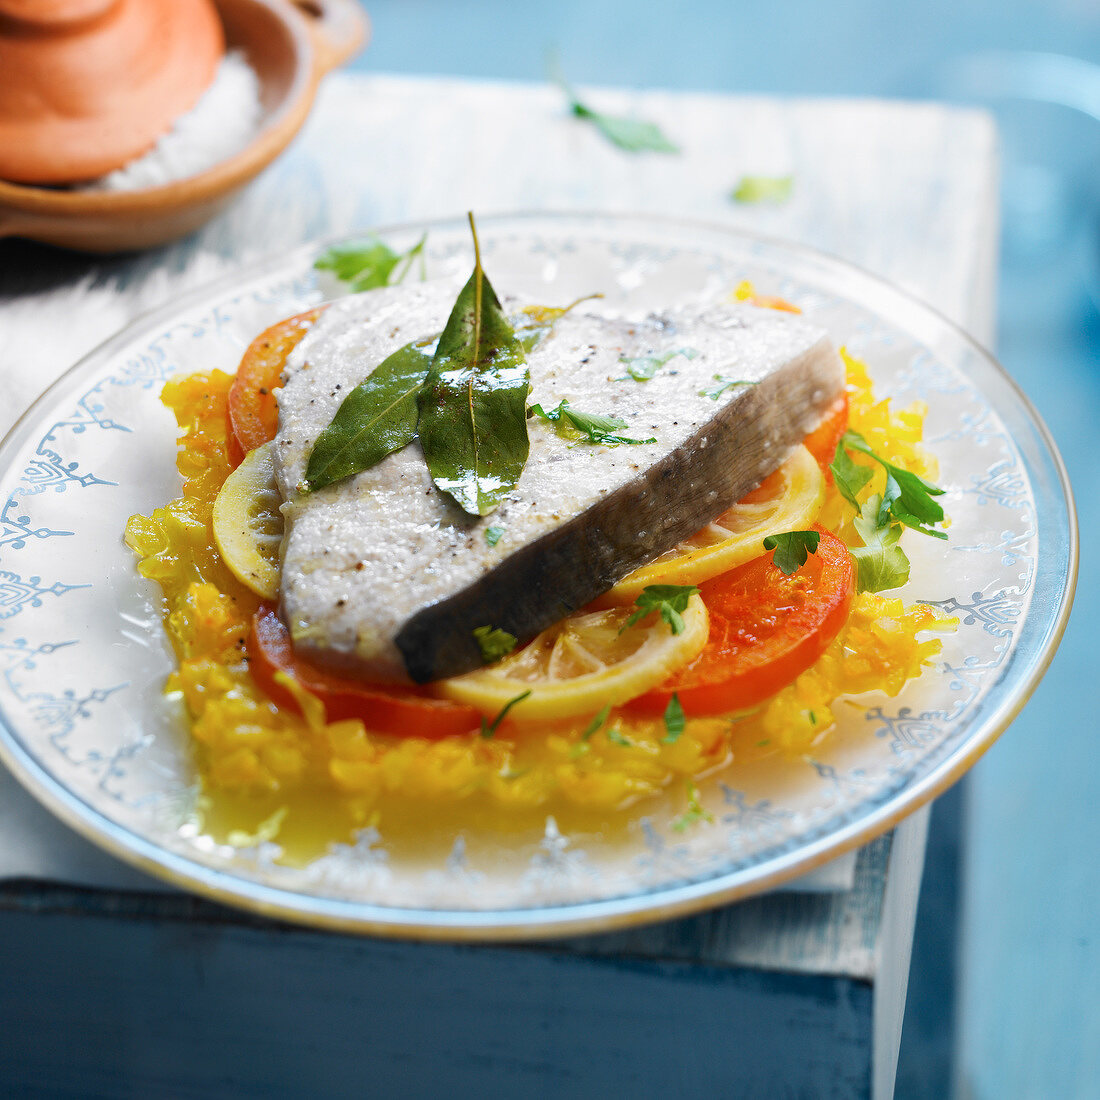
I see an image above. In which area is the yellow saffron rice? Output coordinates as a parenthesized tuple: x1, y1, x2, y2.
(125, 351, 952, 819)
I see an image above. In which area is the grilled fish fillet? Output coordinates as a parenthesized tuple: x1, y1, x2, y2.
(274, 282, 844, 683)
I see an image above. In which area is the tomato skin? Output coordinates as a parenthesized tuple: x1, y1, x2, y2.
(248, 605, 481, 739)
(803, 392, 850, 477)
(226, 308, 325, 467)
(625, 526, 855, 717)
(749, 293, 801, 314)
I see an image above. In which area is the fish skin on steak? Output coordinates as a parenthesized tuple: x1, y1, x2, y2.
(273, 282, 845, 684)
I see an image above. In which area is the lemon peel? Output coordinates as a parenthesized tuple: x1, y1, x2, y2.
(599, 445, 824, 604)
(435, 596, 708, 722)
(211, 441, 283, 599)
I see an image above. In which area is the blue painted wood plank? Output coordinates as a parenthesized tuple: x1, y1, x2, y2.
(0, 903, 874, 1099)
(0, 829, 892, 976)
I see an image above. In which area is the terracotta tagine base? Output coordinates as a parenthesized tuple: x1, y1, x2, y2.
(0, 0, 225, 184)
(0, 0, 369, 251)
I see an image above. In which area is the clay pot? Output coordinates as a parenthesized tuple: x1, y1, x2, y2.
(0, 0, 369, 251)
(0, 0, 226, 184)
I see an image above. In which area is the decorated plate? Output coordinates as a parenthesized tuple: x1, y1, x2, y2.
(0, 214, 1076, 939)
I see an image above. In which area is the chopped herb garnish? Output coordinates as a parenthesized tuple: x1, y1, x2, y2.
(485, 525, 505, 546)
(829, 439, 874, 510)
(828, 431, 948, 595)
(480, 689, 532, 738)
(551, 60, 678, 153)
(662, 694, 686, 744)
(572, 102, 679, 154)
(529, 399, 656, 446)
(618, 346, 698, 382)
(314, 232, 427, 292)
(672, 781, 714, 832)
(473, 624, 518, 663)
(622, 584, 699, 635)
(581, 703, 612, 741)
(606, 727, 633, 747)
(850, 494, 911, 593)
(762, 529, 821, 576)
(833, 430, 948, 539)
(701, 375, 758, 400)
(730, 175, 794, 204)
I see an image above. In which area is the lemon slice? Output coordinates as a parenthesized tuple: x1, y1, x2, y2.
(435, 596, 708, 721)
(211, 441, 283, 599)
(598, 445, 825, 605)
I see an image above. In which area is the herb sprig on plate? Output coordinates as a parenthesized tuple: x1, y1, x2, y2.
(529, 399, 656, 447)
(621, 584, 700, 635)
(314, 233, 427, 292)
(829, 430, 948, 593)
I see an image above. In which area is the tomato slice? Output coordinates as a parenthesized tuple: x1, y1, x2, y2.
(226, 308, 325, 467)
(625, 526, 855, 717)
(802, 392, 849, 477)
(248, 604, 481, 739)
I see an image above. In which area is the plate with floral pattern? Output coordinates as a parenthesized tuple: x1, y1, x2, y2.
(0, 214, 1076, 938)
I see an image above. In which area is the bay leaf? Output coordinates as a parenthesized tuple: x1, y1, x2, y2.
(417, 216, 530, 516)
(304, 341, 432, 491)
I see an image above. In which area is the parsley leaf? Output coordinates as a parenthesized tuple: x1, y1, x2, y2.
(550, 59, 678, 153)
(850, 494, 911, 593)
(836, 430, 948, 538)
(473, 624, 517, 663)
(662, 694, 686, 744)
(573, 104, 679, 153)
(606, 727, 634, 747)
(829, 440, 874, 510)
(701, 375, 758, 400)
(622, 584, 699, 635)
(314, 233, 426, 292)
(528, 399, 656, 446)
(581, 704, 612, 741)
(485, 526, 505, 546)
(480, 690, 532, 738)
(762, 529, 821, 576)
(730, 175, 794, 204)
(618, 346, 698, 382)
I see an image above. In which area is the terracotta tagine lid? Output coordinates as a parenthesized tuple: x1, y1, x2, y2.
(0, 0, 225, 184)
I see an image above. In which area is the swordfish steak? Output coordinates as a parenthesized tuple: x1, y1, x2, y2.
(273, 282, 845, 683)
